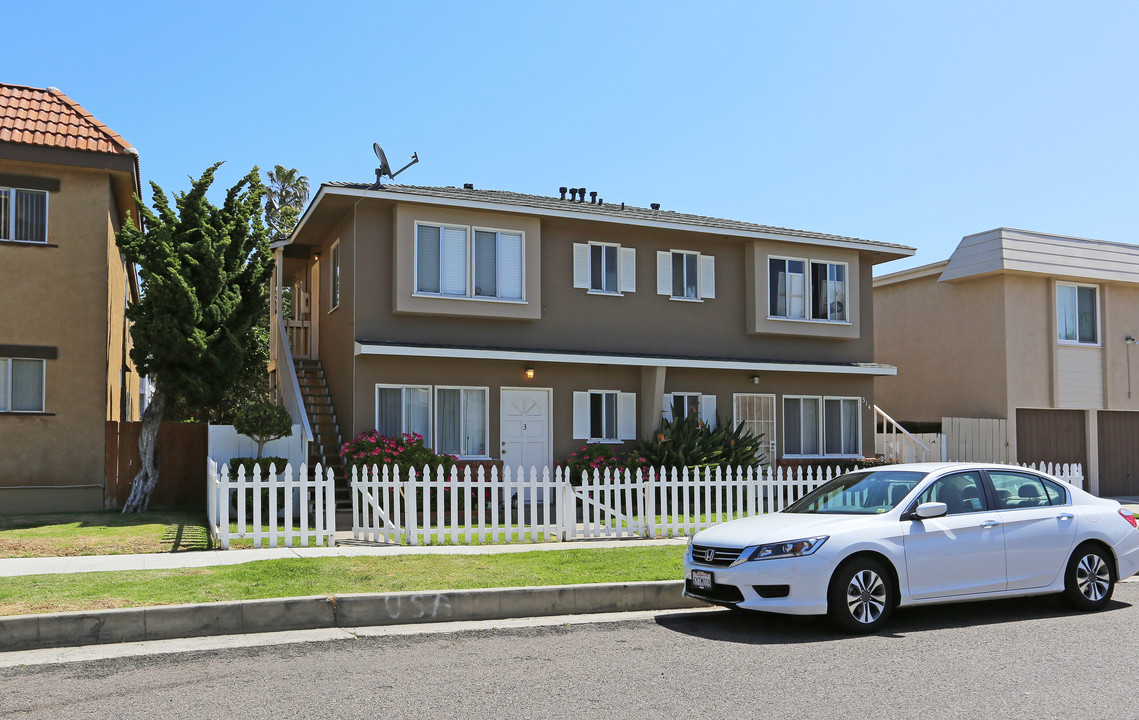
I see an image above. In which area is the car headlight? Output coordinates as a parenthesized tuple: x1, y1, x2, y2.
(745, 536, 828, 562)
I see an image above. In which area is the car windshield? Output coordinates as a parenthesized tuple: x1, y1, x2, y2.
(783, 470, 927, 515)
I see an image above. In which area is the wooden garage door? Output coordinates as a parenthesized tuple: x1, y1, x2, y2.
(1015, 409, 1087, 468)
(1098, 411, 1139, 497)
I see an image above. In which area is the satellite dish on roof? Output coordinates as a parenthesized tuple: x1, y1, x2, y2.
(372, 142, 419, 187)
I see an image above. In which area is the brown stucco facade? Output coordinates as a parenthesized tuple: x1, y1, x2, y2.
(0, 148, 140, 513)
(276, 184, 911, 471)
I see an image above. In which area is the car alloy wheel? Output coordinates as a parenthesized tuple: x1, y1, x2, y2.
(1062, 543, 1115, 611)
(847, 569, 887, 624)
(828, 557, 894, 633)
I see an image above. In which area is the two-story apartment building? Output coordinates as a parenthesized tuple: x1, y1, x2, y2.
(273, 183, 913, 475)
(875, 228, 1139, 496)
(0, 83, 141, 513)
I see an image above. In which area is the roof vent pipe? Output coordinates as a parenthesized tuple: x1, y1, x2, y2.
(578, 187, 586, 203)
(651, 203, 661, 210)
(559, 186, 567, 200)
(569, 188, 578, 201)
(590, 191, 597, 204)
(463, 183, 474, 190)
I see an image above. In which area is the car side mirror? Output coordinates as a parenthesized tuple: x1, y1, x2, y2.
(912, 501, 947, 520)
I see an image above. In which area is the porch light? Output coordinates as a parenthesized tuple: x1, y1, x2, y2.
(525, 366, 535, 380)
(750, 374, 760, 385)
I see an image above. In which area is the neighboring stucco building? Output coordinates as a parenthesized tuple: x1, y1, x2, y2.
(0, 83, 141, 513)
(875, 228, 1139, 495)
(271, 182, 914, 477)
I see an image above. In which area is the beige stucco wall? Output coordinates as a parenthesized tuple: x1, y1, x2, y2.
(745, 240, 861, 339)
(1000, 274, 1053, 413)
(874, 273, 1009, 421)
(0, 159, 133, 505)
(1103, 283, 1139, 411)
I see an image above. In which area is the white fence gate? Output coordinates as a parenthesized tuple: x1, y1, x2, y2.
(206, 459, 337, 549)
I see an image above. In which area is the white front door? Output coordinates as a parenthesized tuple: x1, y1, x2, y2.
(500, 388, 552, 473)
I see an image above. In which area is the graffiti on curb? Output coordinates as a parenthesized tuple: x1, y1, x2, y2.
(382, 593, 454, 621)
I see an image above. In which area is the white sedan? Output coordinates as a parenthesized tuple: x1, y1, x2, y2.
(683, 463, 1139, 632)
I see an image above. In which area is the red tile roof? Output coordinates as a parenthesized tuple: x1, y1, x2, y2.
(0, 82, 135, 155)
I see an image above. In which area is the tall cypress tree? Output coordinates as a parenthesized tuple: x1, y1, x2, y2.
(116, 164, 274, 512)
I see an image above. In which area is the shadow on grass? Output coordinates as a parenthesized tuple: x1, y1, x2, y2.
(657, 594, 1134, 644)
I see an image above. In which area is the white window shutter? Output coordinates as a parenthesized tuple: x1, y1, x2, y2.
(699, 254, 715, 299)
(619, 247, 636, 293)
(700, 394, 717, 426)
(573, 243, 590, 289)
(657, 251, 671, 295)
(440, 226, 468, 295)
(661, 395, 673, 424)
(498, 232, 523, 300)
(572, 392, 590, 440)
(618, 392, 637, 440)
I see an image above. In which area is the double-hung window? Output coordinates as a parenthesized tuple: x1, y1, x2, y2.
(375, 385, 431, 441)
(656, 250, 715, 300)
(783, 395, 861, 457)
(416, 223, 525, 301)
(572, 242, 636, 294)
(329, 240, 341, 310)
(474, 229, 523, 300)
(661, 392, 717, 425)
(0, 188, 48, 243)
(0, 357, 45, 412)
(810, 262, 847, 321)
(435, 387, 487, 457)
(769, 258, 807, 319)
(770, 257, 848, 322)
(1057, 282, 1098, 345)
(573, 390, 637, 442)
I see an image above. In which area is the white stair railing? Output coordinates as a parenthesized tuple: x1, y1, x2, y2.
(874, 405, 932, 463)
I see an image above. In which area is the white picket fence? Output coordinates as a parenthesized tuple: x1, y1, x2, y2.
(204, 459, 1086, 549)
(206, 459, 337, 549)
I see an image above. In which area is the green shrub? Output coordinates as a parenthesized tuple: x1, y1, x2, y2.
(234, 403, 293, 459)
(559, 444, 648, 485)
(228, 457, 291, 477)
(628, 415, 766, 469)
(340, 431, 457, 475)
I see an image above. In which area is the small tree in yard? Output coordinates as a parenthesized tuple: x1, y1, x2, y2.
(234, 403, 293, 459)
(116, 163, 274, 512)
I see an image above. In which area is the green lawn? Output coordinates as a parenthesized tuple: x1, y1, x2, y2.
(0, 546, 686, 617)
(0, 512, 212, 558)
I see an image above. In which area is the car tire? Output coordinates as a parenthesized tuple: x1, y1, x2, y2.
(1061, 543, 1115, 611)
(827, 557, 893, 634)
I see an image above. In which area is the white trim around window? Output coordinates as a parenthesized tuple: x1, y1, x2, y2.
(768, 256, 850, 324)
(1056, 282, 1100, 346)
(329, 239, 341, 311)
(782, 394, 861, 458)
(0, 357, 46, 413)
(572, 390, 637, 442)
(374, 384, 432, 444)
(434, 385, 490, 459)
(414, 222, 526, 303)
(573, 242, 636, 295)
(657, 249, 714, 301)
(0, 187, 49, 244)
(661, 392, 717, 425)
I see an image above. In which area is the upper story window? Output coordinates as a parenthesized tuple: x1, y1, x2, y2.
(656, 250, 715, 301)
(0, 357, 45, 412)
(0, 188, 48, 244)
(416, 223, 524, 302)
(329, 240, 341, 310)
(573, 242, 636, 294)
(1057, 282, 1098, 345)
(770, 257, 848, 322)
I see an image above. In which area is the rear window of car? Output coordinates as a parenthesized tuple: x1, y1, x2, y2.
(784, 470, 926, 514)
(987, 470, 1067, 509)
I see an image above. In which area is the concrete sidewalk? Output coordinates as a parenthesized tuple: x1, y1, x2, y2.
(0, 536, 690, 577)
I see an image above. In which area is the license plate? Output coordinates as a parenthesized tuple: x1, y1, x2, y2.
(691, 570, 713, 591)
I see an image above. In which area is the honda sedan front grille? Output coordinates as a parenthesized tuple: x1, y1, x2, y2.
(691, 545, 743, 566)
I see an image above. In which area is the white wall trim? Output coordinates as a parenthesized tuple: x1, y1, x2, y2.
(354, 341, 897, 375)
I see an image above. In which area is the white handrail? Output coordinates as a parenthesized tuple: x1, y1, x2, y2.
(275, 312, 313, 444)
(874, 404, 930, 462)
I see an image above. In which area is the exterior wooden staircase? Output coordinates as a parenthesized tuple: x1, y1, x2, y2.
(293, 359, 351, 510)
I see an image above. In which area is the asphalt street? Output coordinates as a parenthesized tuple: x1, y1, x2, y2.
(3, 584, 1137, 720)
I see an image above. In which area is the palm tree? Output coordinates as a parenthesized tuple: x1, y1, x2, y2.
(264, 165, 310, 242)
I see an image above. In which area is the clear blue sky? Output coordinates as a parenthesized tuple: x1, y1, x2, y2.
(7, 1, 1138, 272)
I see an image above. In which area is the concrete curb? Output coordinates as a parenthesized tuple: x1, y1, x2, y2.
(0, 581, 707, 653)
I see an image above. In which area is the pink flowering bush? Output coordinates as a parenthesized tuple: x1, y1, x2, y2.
(560, 444, 648, 485)
(340, 431, 457, 475)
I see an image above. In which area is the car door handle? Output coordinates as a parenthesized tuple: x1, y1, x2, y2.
(979, 520, 1000, 528)
(1057, 513, 1074, 520)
